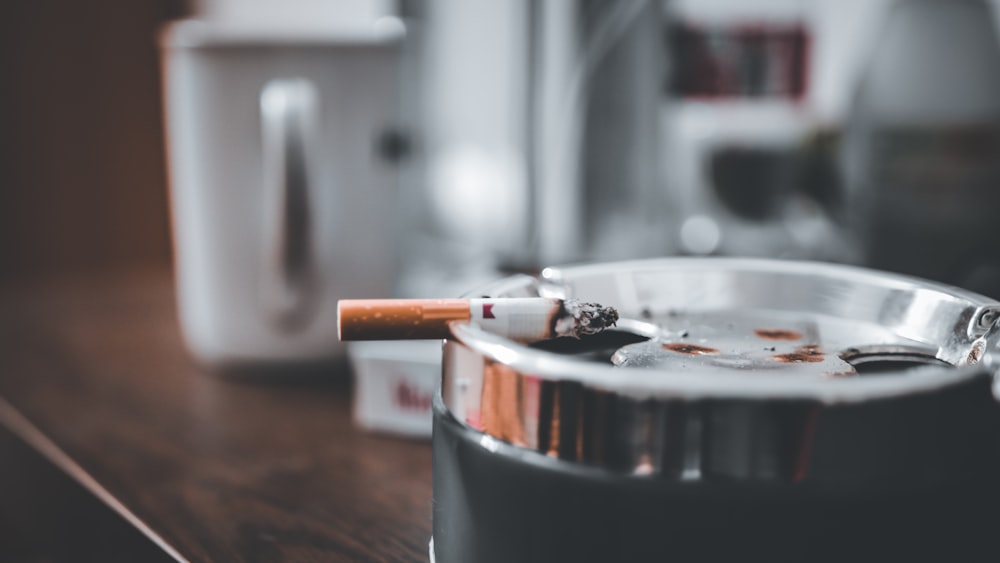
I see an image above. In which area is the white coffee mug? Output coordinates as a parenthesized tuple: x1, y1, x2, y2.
(160, 20, 403, 370)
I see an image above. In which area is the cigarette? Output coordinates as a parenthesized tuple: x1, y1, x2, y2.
(338, 298, 619, 343)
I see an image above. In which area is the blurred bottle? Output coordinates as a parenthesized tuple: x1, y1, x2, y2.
(395, 0, 665, 297)
(841, 0, 1000, 295)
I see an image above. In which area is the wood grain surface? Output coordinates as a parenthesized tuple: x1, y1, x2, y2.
(0, 269, 433, 562)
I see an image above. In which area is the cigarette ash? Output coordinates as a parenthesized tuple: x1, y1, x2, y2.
(554, 299, 619, 338)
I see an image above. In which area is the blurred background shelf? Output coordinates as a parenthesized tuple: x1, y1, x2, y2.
(0, 268, 432, 562)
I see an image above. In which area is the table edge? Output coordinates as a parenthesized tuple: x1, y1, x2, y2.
(0, 396, 189, 563)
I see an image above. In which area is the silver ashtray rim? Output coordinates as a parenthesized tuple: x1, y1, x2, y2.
(448, 257, 1000, 403)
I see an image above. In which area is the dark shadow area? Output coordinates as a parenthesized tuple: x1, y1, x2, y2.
(0, 424, 178, 562)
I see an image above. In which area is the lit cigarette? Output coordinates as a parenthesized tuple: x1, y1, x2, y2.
(338, 298, 619, 343)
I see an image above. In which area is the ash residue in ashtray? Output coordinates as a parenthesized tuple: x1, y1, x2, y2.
(607, 309, 855, 375)
(556, 300, 620, 338)
(529, 308, 952, 377)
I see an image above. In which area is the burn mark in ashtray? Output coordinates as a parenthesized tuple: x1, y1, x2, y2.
(662, 343, 719, 355)
(774, 344, 824, 364)
(754, 328, 803, 341)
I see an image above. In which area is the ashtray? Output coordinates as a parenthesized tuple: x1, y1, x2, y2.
(432, 258, 1000, 562)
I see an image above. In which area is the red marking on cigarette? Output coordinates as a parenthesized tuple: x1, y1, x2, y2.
(482, 303, 496, 319)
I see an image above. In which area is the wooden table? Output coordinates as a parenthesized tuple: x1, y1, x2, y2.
(0, 269, 433, 562)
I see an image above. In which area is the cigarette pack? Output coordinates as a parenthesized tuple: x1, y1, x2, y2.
(348, 341, 440, 438)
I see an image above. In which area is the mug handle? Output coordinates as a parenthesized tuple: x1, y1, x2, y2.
(259, 78, 319, 331)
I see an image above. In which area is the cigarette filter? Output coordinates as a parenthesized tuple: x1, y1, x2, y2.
(338, 298, 618, 343)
